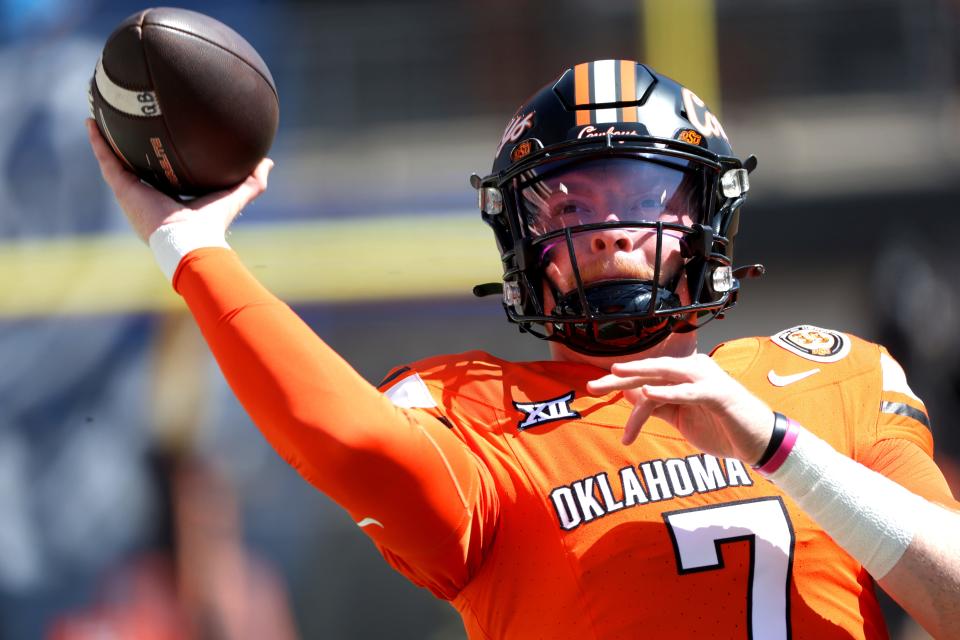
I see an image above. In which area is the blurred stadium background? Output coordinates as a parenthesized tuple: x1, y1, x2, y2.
(1, 0, 958, 638)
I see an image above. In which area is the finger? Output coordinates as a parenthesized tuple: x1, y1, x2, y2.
(85, 118, 111, 162)
(87, 119, 188, 241)
(190, 158, 274, 220)
(587, 374, 657, 395)
(610, 356, 707, 381)
(254, 157, 274, 184)
(622, 386, 646, 406)
(650, 404, 679, 428)
(86, 119, 140, 192)
(641, 382, 709, 405)
(622, 397, 656, 445)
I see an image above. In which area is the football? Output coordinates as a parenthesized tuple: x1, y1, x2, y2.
(89, 7, 279, 197)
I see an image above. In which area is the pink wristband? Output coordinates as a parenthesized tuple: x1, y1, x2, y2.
(756, 419, 799, 474)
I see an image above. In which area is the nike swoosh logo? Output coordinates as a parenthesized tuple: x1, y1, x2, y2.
(767, 368, 821, 387)
(356, 517, 384, 529)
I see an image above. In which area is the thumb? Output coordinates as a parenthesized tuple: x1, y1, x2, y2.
(189, 158, 274, 226)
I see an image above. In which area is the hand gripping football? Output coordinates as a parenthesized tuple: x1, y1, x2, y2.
(89, 7, 279, 197)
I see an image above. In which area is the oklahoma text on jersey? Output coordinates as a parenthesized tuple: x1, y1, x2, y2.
(550, 454, 753, 531)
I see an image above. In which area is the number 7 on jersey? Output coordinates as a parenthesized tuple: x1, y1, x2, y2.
(663, 497, 796, 640)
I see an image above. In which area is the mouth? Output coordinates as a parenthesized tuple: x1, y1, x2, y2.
(545, 254, 659, 296)
(580, 256, 654, 284)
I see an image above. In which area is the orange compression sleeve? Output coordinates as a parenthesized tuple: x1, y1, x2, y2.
(172, 248, 497, 597)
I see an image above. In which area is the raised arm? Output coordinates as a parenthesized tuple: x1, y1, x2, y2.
(87, 120, 497, 598)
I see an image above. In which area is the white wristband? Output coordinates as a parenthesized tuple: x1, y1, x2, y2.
(767, 428, 922, 579)
(148, 219, 230, 282)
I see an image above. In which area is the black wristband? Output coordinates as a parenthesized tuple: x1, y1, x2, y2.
(753, 412, 789, 468)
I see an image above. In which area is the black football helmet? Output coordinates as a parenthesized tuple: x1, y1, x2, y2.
(472, 60, 761, 356)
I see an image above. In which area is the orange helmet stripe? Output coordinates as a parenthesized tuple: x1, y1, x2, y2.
(574, 62, 591, 125)
(619, 60, 638, 122)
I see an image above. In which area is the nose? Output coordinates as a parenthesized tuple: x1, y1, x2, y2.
(589, 226, 634, 254)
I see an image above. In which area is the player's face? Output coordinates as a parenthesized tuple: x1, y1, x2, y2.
(518, 158, 700, 299)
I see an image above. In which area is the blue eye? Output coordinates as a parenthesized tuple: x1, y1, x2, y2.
(632, 198, 664, 219)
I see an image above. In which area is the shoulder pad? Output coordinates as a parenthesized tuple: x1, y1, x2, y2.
(376, 350, 505, 403)
(709, 336, 761, 378)
(721, 325, 881, 383)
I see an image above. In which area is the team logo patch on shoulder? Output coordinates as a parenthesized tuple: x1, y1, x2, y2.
(772, 325, 851, 363)
(514, 391, 580, 431)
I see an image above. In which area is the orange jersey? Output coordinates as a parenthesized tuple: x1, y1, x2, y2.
(175, 248, 956, 640)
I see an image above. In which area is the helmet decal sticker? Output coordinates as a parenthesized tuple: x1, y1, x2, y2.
(681, 88, 728, 142)
(570, 60, 656, 126)
(772, 325, 851, 363)
(616, 59, 638, 123)
(577, 124, 642, 140)
(510, 139, 535, 163)
(677, 129, 704, 146)
(497, 111, 535, 156)
(574, 61, 592, 125)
